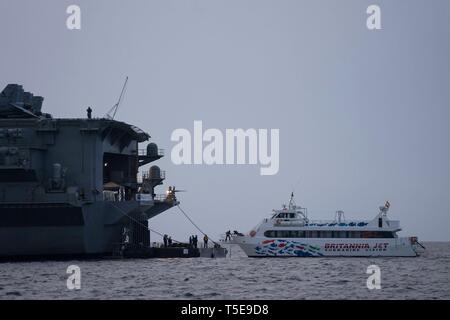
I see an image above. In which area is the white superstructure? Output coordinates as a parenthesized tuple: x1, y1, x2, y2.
(233, 194, 422, 257)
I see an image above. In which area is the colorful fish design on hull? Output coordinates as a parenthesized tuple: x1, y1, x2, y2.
(254, 239, 323, 257)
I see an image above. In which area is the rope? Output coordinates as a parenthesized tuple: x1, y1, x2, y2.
(111, 202, 218, 246)
(177, 205, 218, 245)
(110, 203, 184, 244)
(417, 241, 426, 249)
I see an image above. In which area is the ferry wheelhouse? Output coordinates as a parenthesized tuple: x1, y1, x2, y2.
(233, 194, 422, 257)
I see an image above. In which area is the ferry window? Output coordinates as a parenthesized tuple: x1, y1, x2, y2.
(274, 230, 391, 238)
(380, 231, 395, 238)
(264, 230, 312, 238)
(361, 231, 395, 238)
(351, 231, 361, 238)
(362, 231, 375, 238)
(264, 231, 274, 238)
(322, 231, 332, 238)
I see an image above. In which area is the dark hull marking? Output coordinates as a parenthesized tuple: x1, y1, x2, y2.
(0, 204, 84, 227)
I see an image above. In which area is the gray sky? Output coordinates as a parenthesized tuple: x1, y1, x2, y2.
(1, 0, 449, 241)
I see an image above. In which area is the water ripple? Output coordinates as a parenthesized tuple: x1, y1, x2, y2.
(0, 242, 449, 299)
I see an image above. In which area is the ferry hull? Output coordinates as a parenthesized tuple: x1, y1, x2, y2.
(234, 236, 419, 257)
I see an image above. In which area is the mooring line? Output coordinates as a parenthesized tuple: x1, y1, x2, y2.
(110, 202, 184, 244)
(177, 205, 218, 244)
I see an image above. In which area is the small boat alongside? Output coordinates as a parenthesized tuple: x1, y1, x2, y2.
(232, 193, 423, 257)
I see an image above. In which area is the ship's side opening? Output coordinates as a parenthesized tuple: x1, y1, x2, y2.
(103, 152, 138, 201)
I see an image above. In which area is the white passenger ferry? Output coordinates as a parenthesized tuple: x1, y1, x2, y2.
(233, 194, 423, 257)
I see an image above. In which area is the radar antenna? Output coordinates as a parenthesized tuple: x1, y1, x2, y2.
(379, 200, 390, 217)
(288, 192, 296, 209)
(335, 210, 345, 223)
(106, 76, 128, 120)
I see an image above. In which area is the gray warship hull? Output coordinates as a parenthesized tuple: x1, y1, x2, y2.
(0, 201, 172, 257)
(0, 84, 177, 259)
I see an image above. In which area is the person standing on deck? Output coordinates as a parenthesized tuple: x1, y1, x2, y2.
(193, 235, 198, 249)
(203, 234, 209, 248)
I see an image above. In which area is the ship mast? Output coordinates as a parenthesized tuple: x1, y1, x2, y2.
(106, 76, 128, 120)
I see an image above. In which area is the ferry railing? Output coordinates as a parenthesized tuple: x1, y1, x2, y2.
(219, 233, 238, 243)
(273, 218, 307, 227)
(272, 218, 372, 226)
(305, 219, 371, 226)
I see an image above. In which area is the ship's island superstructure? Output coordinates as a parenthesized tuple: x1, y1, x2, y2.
(0, 84, 177, 258)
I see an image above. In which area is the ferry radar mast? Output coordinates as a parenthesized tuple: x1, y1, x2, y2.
(286, 192, 308, 222)
(288, 192, 296, 209)
(379, 200, 390, 217)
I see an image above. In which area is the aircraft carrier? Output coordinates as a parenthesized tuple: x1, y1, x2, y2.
(0, 83, 178, 259)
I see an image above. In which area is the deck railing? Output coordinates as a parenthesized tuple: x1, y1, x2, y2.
(138, 149, 165, 157)
(153, 194, 168, 202)
(137, 170, 166, 183)
(150, 241, 219, 249)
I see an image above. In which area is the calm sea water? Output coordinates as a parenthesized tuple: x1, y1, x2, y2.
(0, 242, 449, 300)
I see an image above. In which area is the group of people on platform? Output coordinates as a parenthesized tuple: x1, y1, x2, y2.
(162, 233, 214, 249)
(162, 234, 172, 247)
(189, 234, 209, 248)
